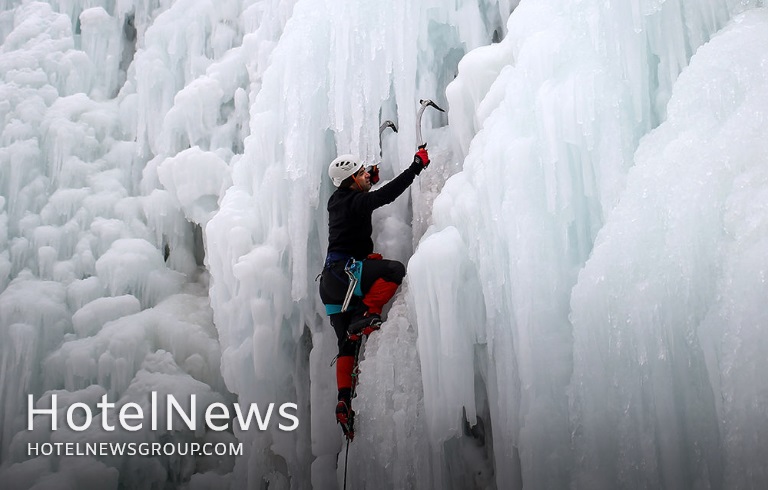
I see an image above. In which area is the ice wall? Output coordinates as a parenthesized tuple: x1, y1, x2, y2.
(204, 1, 508, 487)
(570, 8, 768, 488)
(3, 0, 768, 488)
(411, 0, 766, 488)
(0, 1, 243, 488)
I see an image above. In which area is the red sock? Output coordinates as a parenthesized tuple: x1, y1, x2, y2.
(336, 355, 355, 392)
(362, 279, 399, 315)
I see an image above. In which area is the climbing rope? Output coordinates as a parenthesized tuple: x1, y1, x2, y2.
(342, 338, 363, 490)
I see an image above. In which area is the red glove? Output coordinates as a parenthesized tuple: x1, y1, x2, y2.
(414, 148, 430, 168)
(368, 165, 380, 185)
(367, 253, 382, 260)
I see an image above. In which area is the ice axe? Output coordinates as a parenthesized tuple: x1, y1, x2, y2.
(369, 120, 398, 184)
(416, 99, 445, 149)
(378, 120, 398, 157)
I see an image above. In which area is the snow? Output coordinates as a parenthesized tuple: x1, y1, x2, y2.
(0, 0, 767, 489)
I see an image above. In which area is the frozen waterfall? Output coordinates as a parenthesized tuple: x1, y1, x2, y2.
(0, 0, 767, 489)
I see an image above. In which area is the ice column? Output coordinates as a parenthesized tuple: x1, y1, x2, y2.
(570, 8, 768, 489)
(206, 0, 503, 487)
(413, 0, 763, 488)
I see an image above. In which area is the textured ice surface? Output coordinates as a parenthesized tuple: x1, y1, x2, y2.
(1, 0, 768, 489)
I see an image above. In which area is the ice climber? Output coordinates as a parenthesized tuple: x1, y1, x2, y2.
(319, 148, 430, 440)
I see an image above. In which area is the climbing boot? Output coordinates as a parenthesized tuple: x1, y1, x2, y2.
(335, 399, 355, 440)
(348, 312, 382, 340)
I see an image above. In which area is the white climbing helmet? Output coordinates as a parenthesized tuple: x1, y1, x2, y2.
(328, 154, 364, 187)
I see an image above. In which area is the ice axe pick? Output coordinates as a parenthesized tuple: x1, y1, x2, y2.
(416, 99, 445, 149)
(378, 120, 398, 157)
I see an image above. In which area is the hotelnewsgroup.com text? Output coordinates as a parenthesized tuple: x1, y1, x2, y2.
(28, 441, 244, 458)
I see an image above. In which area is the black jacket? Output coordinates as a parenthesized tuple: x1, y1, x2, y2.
(327, 161, 421, 260)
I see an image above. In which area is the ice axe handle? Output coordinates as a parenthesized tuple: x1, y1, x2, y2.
(416, 99, 444, 150)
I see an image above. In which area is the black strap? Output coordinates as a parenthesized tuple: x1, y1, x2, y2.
(325, 252, 353, 268)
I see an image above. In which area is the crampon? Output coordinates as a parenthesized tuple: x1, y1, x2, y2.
(336, 399, 355, 440)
